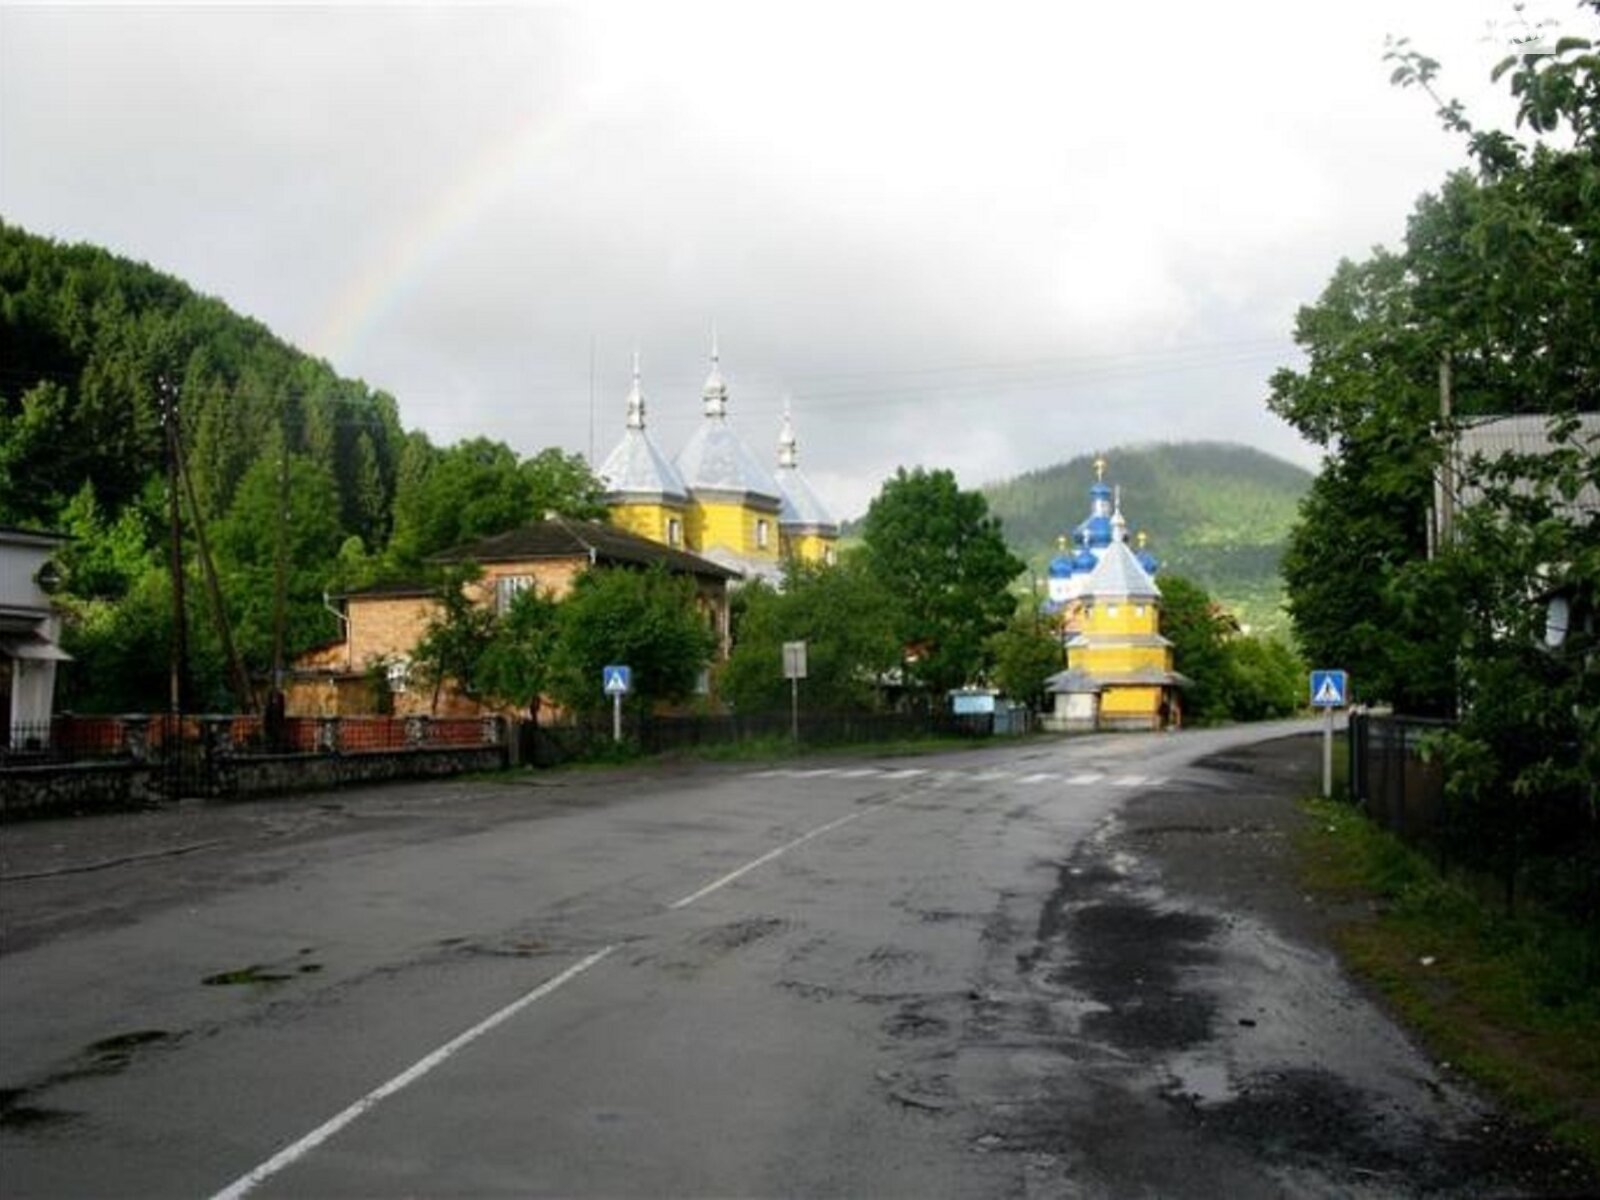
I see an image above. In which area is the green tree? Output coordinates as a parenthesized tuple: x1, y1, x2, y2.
(986, 613, 1063, 711)
(521, 447, 607, 521)
(212, 451, 344, 673)
(720, 558, 902, 712)
(1272, 14, 1599, 910)
(477, 585, 562, 719)
(550, 566, 717, 715)
(412, 566, 499, 714)
(1270, 9, 1600, 714)
(1158, 574, 1235, 724)
(859, 466, 1024, 695)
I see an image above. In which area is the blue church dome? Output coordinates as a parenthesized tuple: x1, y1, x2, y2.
(1072, 544, 1097, 573)
(1048, 553, 1074, 578)
(1137, 549, 1159, 574)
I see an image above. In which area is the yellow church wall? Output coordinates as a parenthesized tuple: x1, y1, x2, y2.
(782, 531, 837, 566)
(1076, 647, 1170, 676)
(688, 498, 780, 561)
(1083, 603, 1160, 637)
(1099, 686, 1162, 721)
(609, 501, 686, 548)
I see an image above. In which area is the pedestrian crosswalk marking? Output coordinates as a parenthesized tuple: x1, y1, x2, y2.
(748, 766, 1165, 789)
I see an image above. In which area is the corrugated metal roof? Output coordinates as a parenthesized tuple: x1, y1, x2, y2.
(675, 422, 783, 506)
(1081, 539, 1160, 600)
(597, 428, 690, 502)
(776, 465, 837, 532)
(1452, 413, 1600, 514)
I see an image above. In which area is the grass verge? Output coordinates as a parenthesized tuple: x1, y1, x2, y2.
(1297, 796, 1600, 1171)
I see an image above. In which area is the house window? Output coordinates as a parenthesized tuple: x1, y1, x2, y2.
(668, 517, 683, 546)
(1135, 605, 1146, 617)
(756, 519, 770, 549)
(495, 574, 533, 614)
(1107, 604, 1120, 618)
(387, 659, 411, 694)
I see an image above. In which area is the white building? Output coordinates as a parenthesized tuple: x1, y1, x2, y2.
(1, 526, 70, 747)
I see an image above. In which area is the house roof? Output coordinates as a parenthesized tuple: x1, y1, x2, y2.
(336, 580, 435, 600)
(1452, 413, 1600, 514)
(432, 517, 740, 580)
(0, 525, 69, 548)
(1045, 666, 1190, 693)
(598, 427, 690, 502)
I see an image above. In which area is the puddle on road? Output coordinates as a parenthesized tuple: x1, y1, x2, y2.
(1164, 1052, 1237, 1104)
(1, 1028, 183, 1134)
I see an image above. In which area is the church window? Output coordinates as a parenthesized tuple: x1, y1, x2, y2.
(495, 574, 533, 614)
(756, 519, 770, 549)
(824, 544, 836, 566)
(1135, 605, 1146, 617)
(668, 517, 683, 546)
(1107, 604, 1119, 617)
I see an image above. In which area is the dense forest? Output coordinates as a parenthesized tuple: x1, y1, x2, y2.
(980, 443, 1312, 634)
(0, 222, 601, 712)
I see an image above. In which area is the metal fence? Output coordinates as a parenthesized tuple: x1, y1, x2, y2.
(1346, 711, 1453, 842)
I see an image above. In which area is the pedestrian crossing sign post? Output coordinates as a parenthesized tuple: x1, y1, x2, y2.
(603, 665, 631, 742)
(1309, 669, 1349, 800)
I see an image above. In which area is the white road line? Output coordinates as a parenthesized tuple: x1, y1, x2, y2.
(208, 945, 616, 1200)
(970, 771, 1013, 782)
(1018, 773, 1058, 784)
(1067, 772, 1105, 785)
(1112, 775, 1147, 787)
(836, 768, 880, 778)
(668, 803, 885, 910)
(878, 768, 927, 780)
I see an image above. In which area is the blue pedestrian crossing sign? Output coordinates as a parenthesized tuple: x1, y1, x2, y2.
(602, 665, 632, 697)
(1310, 669, 1348, 708)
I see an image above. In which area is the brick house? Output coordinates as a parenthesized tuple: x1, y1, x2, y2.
(287, 517, 738, 718)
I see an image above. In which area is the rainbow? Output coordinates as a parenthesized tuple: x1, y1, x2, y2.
(311, 86, 603, 368)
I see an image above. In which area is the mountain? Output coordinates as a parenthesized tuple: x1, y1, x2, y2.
(981, 442, 1312, 635)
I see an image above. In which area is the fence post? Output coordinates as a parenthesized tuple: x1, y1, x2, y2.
(123, 714, 151, 763)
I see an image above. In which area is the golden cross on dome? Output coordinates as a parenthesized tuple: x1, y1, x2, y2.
(1094, 456, 1107, 481)
(1137, 530, 1148, 549)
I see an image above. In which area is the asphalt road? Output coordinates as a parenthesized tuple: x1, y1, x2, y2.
(1, 721, 1592, 1198)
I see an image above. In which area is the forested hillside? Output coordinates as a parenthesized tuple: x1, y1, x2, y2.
(0, 222, 600, 711)
(981, 443, 1312, 634)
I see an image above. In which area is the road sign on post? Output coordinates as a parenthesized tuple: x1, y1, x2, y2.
(1309, 669, 1349, 798)
(1310, 669, 1348, 708)
(603, 665, 632, 742)
(783, 642, 807, 743)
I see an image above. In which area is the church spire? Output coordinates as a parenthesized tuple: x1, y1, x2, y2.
(702, 325, 728, 418)
(625, 348, 645, 430)
(778, 400, 798, 469)
(1112, 485, 1127, 542)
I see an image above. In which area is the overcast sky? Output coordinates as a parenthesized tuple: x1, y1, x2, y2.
(0, 1, 1559, 519)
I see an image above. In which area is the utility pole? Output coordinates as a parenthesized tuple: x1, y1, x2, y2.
(1437, 351, 1454, 553)
(272, 438, 291, 694)
(161, 376, 189, 723)
(173, 419, 255, 713)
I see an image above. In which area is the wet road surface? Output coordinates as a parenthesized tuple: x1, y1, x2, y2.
(2, 722, 1592, 1197)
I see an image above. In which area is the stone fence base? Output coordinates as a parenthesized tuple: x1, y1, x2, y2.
(0, 744, 508, 823)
